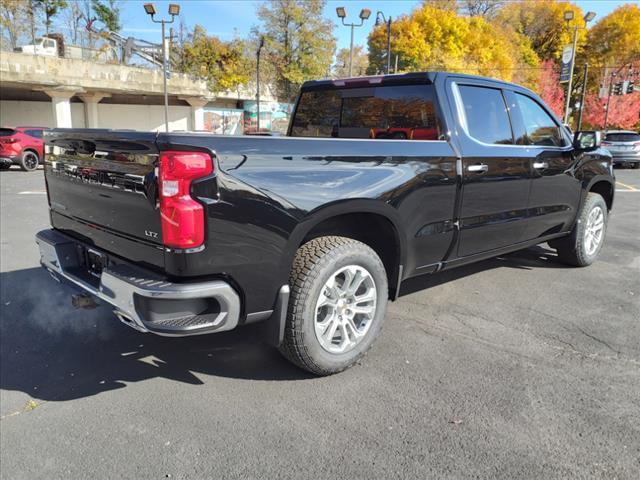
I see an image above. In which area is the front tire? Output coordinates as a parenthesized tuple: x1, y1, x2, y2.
(553, 192, 608, 267)
(279, 236, 388, 376)
(20, 151, 39, 171)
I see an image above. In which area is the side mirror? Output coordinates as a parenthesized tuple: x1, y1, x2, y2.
(573, 130, 602, 151)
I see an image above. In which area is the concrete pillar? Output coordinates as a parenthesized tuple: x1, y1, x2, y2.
(43, 89, 79, 128)
(78, 92, 110, 128)
(181, 96, 213, 131)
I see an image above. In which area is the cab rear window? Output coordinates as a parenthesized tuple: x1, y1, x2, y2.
(291, 84, 442, 140)
(605, 133, 640, 142)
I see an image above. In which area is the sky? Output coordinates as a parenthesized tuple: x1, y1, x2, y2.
(117, 0, 628, 52)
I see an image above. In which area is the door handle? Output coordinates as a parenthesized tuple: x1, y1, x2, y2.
(467, 163, 488, 173)
(533, 161, 549, 169)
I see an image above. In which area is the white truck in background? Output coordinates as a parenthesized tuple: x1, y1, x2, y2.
(14, 34, 114, 61)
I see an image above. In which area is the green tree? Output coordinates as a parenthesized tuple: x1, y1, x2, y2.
(176, 25, 251, 92)
(35, 0, 67, 35)
(333, 46, 369, 77)
(254, 0, 336, 101)
(91, 0, 119, 32)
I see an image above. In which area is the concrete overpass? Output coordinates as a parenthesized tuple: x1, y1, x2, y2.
(0, 51, 277, 132)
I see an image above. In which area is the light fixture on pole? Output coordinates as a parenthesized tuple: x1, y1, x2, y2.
(143, 3, 180, 133)
(375, 12, 392, 75)
(563, 10, 596, 126)
(336, 7, 371, 77)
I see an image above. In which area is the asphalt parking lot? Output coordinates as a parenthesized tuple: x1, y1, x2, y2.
(1, 167, 638, 479)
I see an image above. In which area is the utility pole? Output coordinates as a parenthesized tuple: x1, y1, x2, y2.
(256, 36, 265, 133)
(375, 12, 392, 74)
(577, 63, 589, 131)
(603, 71, 616, 132)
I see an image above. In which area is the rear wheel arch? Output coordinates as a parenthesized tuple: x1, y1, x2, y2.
(284, 203, 406, 300)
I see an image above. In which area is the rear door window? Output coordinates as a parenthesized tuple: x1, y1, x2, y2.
(25, 129, 44, 139)
(290, 84, 441, 140)
(514, 93, 566, 147)
(457, 85, 513, 145)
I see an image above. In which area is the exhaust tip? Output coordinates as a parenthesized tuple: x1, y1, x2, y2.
(71, 293, 98, 309)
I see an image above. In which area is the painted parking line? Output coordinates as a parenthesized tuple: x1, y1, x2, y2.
(616, 181, 638, 192)
(18, 191, 47, 195)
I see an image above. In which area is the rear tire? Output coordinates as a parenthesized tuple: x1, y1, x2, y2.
(279, 236, 388, 376)
(20, 151, 39, 171)
(553, 192, 608, 267)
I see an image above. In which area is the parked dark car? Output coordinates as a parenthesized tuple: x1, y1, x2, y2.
(0, 126, 46, 171)
(602, 130, 640, 168)
(36, 72, 614, 375)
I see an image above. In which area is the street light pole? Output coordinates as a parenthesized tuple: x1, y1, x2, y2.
(562, 10, 596, 126)
(563, 24, 579, 124)
(144, 3, 180, 133)
(336, 7, 371, 77)
(348, 22, 355, 77)
(161, 20, 169, 131)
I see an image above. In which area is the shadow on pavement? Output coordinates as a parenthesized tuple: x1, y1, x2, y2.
(1, 245, 564, 402)
(399, 245, 564, 297)
(0, 268, 314, 403)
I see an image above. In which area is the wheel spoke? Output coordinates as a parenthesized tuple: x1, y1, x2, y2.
(345, 269, 365, 295)
(314, 264, 378, 354)
(351, 305, 375, 315)
(322, 318, 339, 344)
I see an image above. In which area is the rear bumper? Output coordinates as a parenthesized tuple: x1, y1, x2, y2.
(611, 152, 640, 164)
(35, 229, 241, 336)
(0, 155, 18, 165)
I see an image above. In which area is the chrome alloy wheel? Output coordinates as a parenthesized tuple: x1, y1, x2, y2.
(314, 265, 377, 354)
(584, 205, 605, 256)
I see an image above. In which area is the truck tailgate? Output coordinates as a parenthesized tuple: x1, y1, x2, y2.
(44, 129, 164, 269)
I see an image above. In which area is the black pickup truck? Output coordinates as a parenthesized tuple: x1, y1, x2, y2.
(36, 72, 614, 375)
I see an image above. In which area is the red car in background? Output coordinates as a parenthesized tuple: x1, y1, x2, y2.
(0, 126, 46, 171)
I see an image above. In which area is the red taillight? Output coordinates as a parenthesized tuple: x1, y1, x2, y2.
(601, 141, 611, 146)
(0, 137, 17, 144)
(159, 151, 213, 249)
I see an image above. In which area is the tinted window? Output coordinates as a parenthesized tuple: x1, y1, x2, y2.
(25, 129, 43, 138)
(291, 85, 441, 140)
(340, 85, 440, 140)
(515, 93, 565, 147)
(458, 85, 513, 145)
(0, 128, 16, 137)
(290, 90, 341, 138)
(605, 132, 640, 142)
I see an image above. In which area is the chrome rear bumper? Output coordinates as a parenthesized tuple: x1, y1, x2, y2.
(36, 229, 241, 336)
